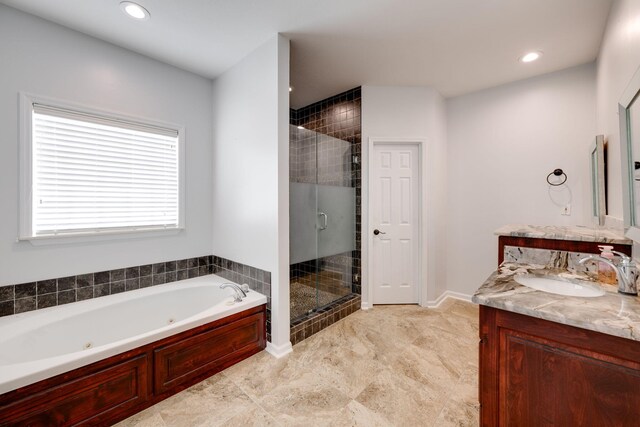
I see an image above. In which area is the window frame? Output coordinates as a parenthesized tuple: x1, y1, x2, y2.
(18, 92, 186, 245)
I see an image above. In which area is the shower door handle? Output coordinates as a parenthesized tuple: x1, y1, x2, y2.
(318, 212, 328, 230)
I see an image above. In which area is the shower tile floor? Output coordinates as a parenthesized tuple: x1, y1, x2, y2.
(290, 279, 349, 320)
(117, 299, 479, 427)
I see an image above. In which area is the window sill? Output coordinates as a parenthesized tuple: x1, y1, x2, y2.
(18, 227, 184, 246)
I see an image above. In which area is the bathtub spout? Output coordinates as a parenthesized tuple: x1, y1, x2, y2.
(220, 283, 247, 302)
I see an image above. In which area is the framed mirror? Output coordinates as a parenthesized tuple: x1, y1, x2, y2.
(590, 135, 606, 226)
(619, 65, 640, 241)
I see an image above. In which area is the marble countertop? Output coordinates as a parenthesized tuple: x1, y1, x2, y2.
(495, 224, 631, 245)
(472, 262, 640, 342)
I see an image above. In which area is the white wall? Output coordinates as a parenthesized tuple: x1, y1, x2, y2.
(211, 35, 291, 354)
(596, 0, 640, 223)
(361, 86, 448, 305)
(0, 6, 213, 285)
(446, 64, 597, 296)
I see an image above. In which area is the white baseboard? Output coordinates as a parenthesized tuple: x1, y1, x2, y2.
(266, 341, 293, 358)
(360, 301, 372, 310)
(424, 290, 474, 308)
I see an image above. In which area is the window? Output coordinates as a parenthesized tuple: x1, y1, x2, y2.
(19, 94, 184, 242)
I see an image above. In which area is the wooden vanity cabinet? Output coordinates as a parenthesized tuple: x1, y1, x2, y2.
(479, 305, 640, 426)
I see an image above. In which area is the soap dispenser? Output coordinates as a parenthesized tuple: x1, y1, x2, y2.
(597, 245, 617, 285)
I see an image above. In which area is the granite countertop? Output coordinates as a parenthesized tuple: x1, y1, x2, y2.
(472, 262, 640, 342)
(495, 224, 632, 245)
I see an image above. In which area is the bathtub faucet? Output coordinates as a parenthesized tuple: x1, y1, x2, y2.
(220, 283, 247, 302)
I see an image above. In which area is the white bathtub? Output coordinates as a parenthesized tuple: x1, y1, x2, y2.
(0, 274, 267, 394)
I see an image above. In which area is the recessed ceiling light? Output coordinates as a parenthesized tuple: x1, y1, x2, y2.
(289, 86, 293, 92)
(520, 51, 542, 63)
(120, 2, 150, 20)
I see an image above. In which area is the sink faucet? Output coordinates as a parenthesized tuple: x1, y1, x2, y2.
(578, 251, 638, 295)
(220, 283, 247, 302)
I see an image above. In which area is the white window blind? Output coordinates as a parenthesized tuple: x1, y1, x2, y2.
(30, 104, 180, 237)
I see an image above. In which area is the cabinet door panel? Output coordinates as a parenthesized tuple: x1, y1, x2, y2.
(499, 328, 640, 426)
(0, 355, 148, 426)
(154, 312, 264, 394)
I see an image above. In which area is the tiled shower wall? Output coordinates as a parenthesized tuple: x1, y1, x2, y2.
(290, 128, 353, 187)
(289, 87, 362, 296)
(0, 255, 273, 341)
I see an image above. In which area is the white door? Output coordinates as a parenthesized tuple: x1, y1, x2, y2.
(371, 143, 420, 304)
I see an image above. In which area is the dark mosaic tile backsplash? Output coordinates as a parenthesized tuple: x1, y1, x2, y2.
(0, 255, 273, 342)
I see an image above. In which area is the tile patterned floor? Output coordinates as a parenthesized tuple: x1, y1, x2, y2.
(117, 299, 480, 427)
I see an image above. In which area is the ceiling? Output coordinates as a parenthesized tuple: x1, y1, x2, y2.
(0, 0, 613, 108)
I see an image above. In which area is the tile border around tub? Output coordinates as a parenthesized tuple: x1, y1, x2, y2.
(0, 256, 215, 318)
(0, 255, 271, 341)
(0, 255, 273, 341)
(211, 256, 272, 343)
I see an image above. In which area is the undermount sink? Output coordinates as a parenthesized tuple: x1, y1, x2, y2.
(514, 274, 605, 298)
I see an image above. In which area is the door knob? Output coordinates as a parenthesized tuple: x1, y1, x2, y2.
(373, 229, 386, 235)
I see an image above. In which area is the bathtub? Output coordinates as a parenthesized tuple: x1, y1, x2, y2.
(0, 274, 267, 395)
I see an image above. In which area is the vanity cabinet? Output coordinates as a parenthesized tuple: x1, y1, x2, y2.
(479, 305, 640, 426)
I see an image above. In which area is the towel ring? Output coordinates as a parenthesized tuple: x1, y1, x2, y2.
(547, 169, 567, 186)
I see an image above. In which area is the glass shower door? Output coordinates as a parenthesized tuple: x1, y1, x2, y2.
(290, 125, 319, 318)
(289, 125, 355, 321)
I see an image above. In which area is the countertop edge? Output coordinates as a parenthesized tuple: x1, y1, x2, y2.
(473, 264, 640, 343)
(472, 295, 638, 341)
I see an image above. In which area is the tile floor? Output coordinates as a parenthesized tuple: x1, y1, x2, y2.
(289, 280, 346, 320)
(117, 299, 480, 427)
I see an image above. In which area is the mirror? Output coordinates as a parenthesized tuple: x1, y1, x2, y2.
(590, 135, 606, 226)
(619, 65, 640, 241)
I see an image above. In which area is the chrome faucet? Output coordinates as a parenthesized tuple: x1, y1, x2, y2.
(220, 283, 247, 302)
(578, 251, 638, 295)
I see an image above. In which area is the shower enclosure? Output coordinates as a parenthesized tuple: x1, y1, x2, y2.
(289, 125, 356, 321)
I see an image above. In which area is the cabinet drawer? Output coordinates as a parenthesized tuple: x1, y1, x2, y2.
(154, 312, 264, 394)
(0, 354, 148, 427)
